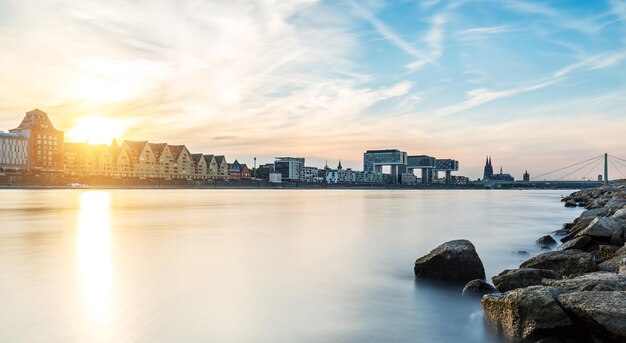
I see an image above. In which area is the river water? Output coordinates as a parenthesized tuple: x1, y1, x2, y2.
(0, 189, 582, 342)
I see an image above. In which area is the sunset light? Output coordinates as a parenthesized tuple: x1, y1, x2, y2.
(66, 116, 128, 145)
(2, 1, 626, 342)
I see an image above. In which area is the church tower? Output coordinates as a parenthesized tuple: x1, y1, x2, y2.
(483, 156, 494, 180)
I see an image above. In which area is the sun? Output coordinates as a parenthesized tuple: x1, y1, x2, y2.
(66, 116, 128, 145)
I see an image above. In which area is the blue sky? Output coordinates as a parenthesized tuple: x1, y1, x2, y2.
(0, 0, 625, 179)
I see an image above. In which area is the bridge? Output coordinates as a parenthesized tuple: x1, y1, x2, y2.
(483, 153, 626, 188)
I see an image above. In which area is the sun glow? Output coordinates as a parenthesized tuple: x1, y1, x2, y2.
(76, 191, 113, 339)
(66, 116, 128, 145)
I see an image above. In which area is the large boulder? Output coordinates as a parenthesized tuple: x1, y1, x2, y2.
(536, 235, 557, 249)
(461, 279, 497, 296)
(492, 268, 561, 293)
(482, 286, 572, 342)
(576, 217, 622, 239)
(564, 199, 577, 207)
(561, 216, 596, 243)
(413, 239, 485, 284)
(557, 291, 626, 341)
(612, 208, 626, 220)
(542, 271, 626, 292)
(557, 235, 591, 251)
(519, 250, 597, 276)
(580, 207, 611, 218)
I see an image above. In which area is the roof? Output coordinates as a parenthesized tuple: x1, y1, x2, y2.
(149, 143, 167, 159)
(168, 144, 186, 160)
(214, 155, 226, 164)
(11, 109, 61, 132)
(191, 153, 203, 163)
(202, 154, 215, 164)
(0, 131, 25, 139)
(365, 149, 402, 154)
(122, 140, 148, 155)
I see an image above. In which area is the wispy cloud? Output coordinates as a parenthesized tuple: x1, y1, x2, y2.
(347, 0, 447, 71)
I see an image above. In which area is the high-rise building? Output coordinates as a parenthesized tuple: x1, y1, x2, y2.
(10, 109, 64, 174)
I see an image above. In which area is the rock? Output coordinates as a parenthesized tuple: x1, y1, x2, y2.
(482, 286, 571, 342)
(599, 256, 625, 273)
(557, 291, 626, 341)
(605, 199, 626, 211)
(536, 235, 558, 248)
(564, 199, 577, 207)
(414, 239, 485, 284)
(576, 217, 622, 239)
(520, 250, 597, 276)
(462, 279, 497, 296)
(492, 268, 561, 293)
(612, 208, 626, 220)
(620, 258, 626, 276)
(557, 236, 591, 251)
(561, 217, 595, 243)
(598, 245, 620, 260)
(542, 271, 626, 292)
(580, 207, 611, 218)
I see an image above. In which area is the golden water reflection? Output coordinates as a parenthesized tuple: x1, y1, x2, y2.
(76, 191, 113, 339)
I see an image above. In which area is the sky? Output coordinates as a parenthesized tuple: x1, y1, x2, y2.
(0, 0, 625, 179)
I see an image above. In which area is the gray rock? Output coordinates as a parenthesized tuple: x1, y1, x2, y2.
(605, 199, 626, 211)
(557, 291, 626, 341)
(620, 258, 626, 276)
(520, 250, 597, 276)
(598, 256, 624, 273)
(557, 235, 591, 251)
(414, 239, 485, 284)
(542, 271, 626, 292)
(561, 216, 596, 243)
(462, 279, 497, 296)
(492, 268, 561, 293)
(536, 235, 558, 248)
(580, 207, 611, 218)
(482, 286, 571, 342)
(612, 208, 626, 220)
(576, 217, 622, 239)
(564, 199, 577, 207)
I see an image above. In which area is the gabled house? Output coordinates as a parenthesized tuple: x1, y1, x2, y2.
(168, 145, 193, 179)
(228, 160, 251, 179)
(214, 155, 229, 179)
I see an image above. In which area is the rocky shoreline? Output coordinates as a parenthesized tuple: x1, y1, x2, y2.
(414, 186, 626, 343)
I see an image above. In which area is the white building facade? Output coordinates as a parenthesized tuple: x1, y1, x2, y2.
(0, 131, 28, 173)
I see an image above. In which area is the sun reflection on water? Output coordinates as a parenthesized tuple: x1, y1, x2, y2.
(76, 191, 113, 339)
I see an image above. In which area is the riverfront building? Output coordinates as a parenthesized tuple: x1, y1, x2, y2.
(228, 160, 251, 179)
(10, 109, 64, 174)
(275, 157, 304, 180)
(0, 131, 28, 173)
(364, 149, 459, 184)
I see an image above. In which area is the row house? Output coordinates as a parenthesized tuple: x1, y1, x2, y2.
(65, 139, 230, 180)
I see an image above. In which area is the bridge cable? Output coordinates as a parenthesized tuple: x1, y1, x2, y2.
(582, 159, 605, 180)
(609, 156, 626, 168)
(608, 158, 626, 179)
(531, 155, 603, 180)
(556, 158, 603, 181)
(609, 155, 626, 163)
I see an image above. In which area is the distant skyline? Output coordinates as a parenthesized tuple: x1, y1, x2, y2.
(1, 0, 625, 179)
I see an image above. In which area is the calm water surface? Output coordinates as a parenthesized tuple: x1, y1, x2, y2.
(0, 189, 582, 342)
